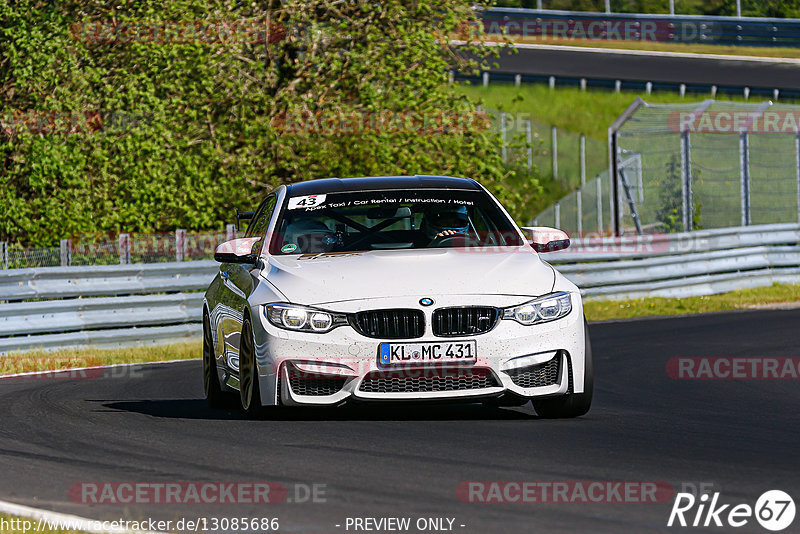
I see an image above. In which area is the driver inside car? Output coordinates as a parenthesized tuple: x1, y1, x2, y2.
(421, 205, 471, 243)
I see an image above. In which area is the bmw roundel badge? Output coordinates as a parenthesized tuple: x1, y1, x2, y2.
(419, 298, 434, 306)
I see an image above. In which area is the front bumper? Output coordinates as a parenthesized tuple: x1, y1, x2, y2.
(250, 294, 585, 407)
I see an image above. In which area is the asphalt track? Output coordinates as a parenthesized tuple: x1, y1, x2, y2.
(0, 309, 798, 533)
(490, 45, 800, 91)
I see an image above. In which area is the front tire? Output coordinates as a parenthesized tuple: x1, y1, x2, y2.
(203, 312, 230, 409)
(238, 317, 262, 417)
(532, 320, 593, 418)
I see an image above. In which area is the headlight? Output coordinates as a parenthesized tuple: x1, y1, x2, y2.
(264, 303, 348, 333)
(502, 292, 572, 325)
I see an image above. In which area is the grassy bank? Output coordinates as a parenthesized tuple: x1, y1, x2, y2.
(583, 283, 800, 322)
(456, 83, 749, 140)
(0, 342, 199, 375)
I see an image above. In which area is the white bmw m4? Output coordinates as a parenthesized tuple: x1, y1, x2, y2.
(203, 175, 592, 418)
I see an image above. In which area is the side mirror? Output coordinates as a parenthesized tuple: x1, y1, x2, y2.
(214, 237, 262, 264)
(521, 226, 570, 253)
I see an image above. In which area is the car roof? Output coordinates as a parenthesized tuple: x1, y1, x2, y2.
(285, 175, 482, 196)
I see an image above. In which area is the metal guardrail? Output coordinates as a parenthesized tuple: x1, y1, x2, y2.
(1, 223, 798, 353)
(482, 8, 800, 47)
(0, 261, 217, 354)
(548, 223, 800, 299)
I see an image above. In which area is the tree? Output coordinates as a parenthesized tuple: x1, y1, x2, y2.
(0, 0, 525, 245)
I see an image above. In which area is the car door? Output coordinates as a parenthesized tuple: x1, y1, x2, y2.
(218, 193, 278, 373)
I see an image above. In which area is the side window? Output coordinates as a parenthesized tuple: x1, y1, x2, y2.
(244, 194, 277, 253)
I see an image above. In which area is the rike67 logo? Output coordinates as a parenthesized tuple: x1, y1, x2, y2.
(668, 490, 795, 531)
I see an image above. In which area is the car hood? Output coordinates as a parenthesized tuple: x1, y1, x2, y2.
(263, 247, 555, 305)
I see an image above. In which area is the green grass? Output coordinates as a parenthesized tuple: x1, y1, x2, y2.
(0, 342, 199, 375)
(584, 282, 800, 322)
(457, 83, 750, 140)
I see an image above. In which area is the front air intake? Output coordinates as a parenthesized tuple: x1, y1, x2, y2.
(351, 309, 425, 339)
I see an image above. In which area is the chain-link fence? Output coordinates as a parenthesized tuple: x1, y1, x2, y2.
(0, 228, 239, 269)
(485, 108, 608, 190)
(532, 171, 615, 235)
(533, 99, 800, 236)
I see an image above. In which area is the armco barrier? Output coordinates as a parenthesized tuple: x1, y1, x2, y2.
(481, 8, 800, 47)
(546, 223, 800, 299)
(1, 224, 799, 353)
(0, 261, 217, 354)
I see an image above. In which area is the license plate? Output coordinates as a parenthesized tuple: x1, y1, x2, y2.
(378, 341, 477, 366)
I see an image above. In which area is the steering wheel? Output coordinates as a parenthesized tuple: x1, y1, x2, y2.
(430, 232, 474, 248)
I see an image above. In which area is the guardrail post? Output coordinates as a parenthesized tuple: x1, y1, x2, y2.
(525, 120, 532, 171)
(551, 126, 558, 182)
(59, 239, 72, 266)
(500, 112, 507, 163)
(681, 132, 693, 232)
(226, 224, 237, 242)
(739, 132, 751, 226)
(176, 229, 187, 262)
(119, 234, 130, 264)
(0, 241, 6, 269)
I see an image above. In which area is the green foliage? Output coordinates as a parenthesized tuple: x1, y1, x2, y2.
(655, 154, 701, 232)
(0, 0, 529, 246)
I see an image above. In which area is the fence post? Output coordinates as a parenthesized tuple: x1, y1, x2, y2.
(226, 223, 237, 242)
(596, 177, 603, 233)
(500, 112, 507, 164)
(59, 239, 72, 267)
(554, 201, 561, 229)
(119, 234, 130, 264)
(525, 120, 532, 171)
(680, 131, 693, 232)
(482, 72, 489, 88)
(0, 241, 6, 269)
(739, 132, 751, 226)
(577, 134, 586, 235)
(175, 229, 187, 262)
(551, 126, 558, 183)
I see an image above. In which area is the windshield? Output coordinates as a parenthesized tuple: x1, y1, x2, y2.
(269, 189, 523, 255)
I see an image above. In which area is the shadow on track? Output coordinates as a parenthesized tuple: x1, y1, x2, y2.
(99, 398, 536, 421)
